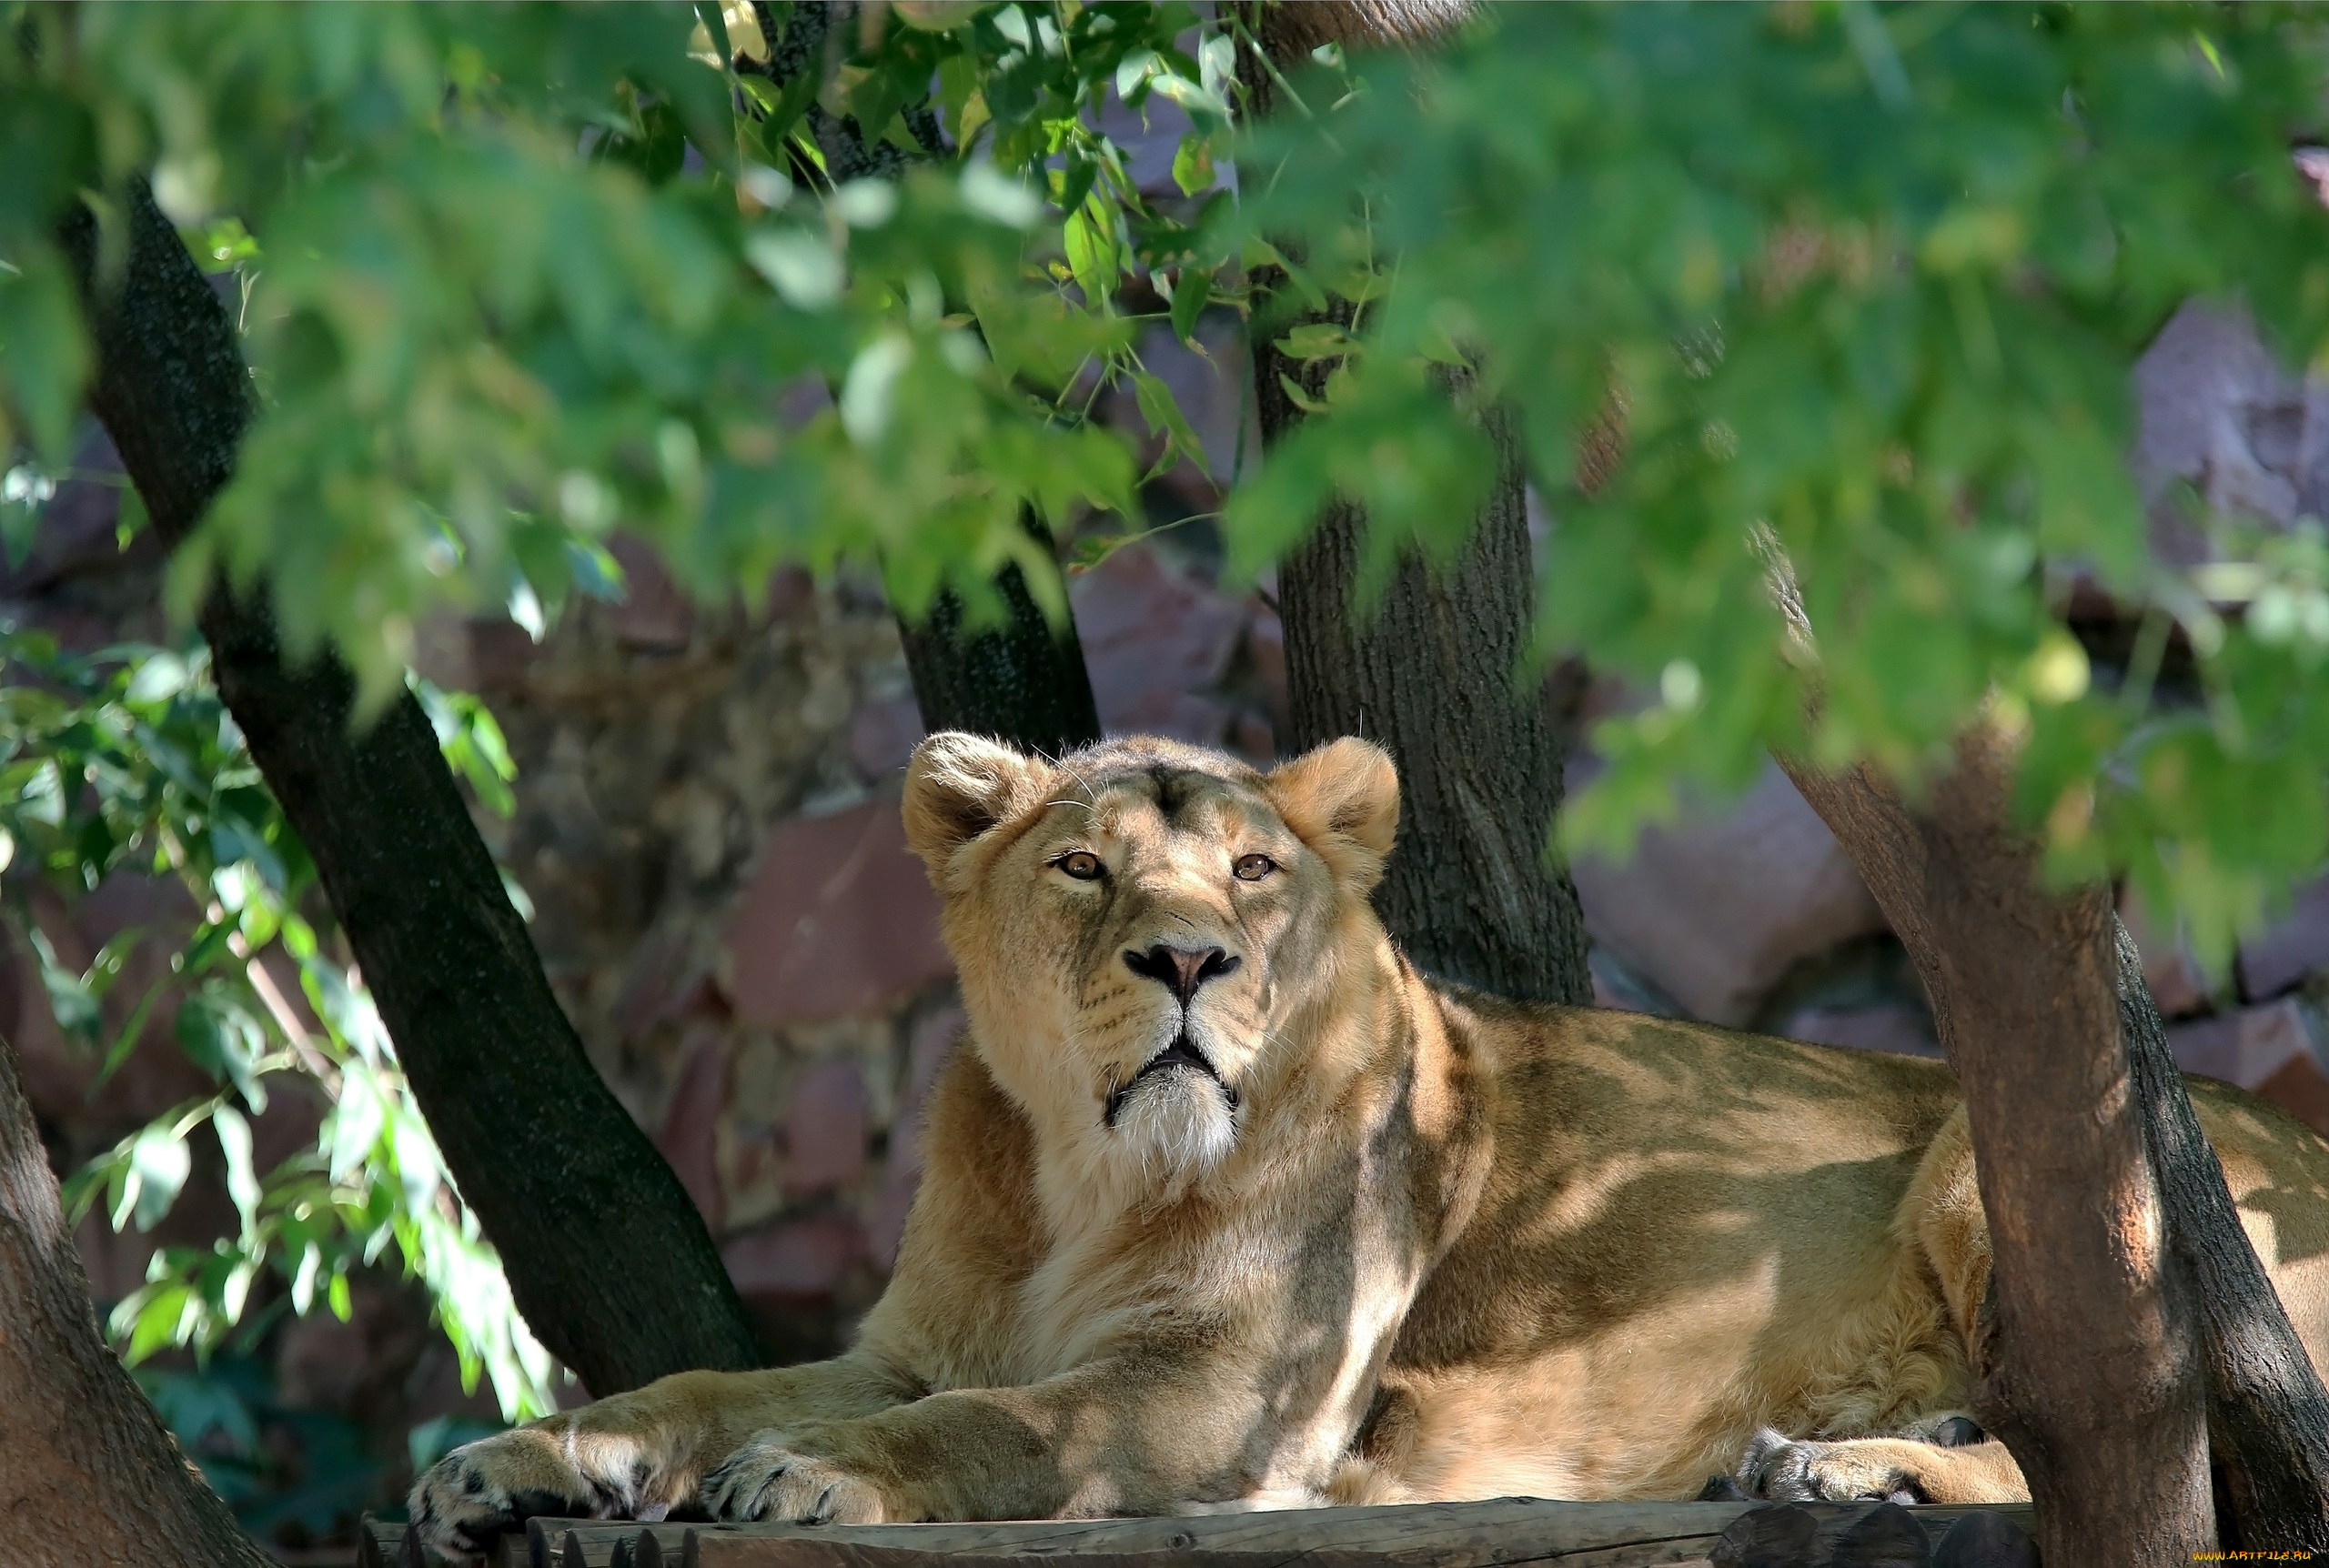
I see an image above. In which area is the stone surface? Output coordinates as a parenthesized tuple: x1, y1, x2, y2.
(2240, 871, 2329, 1003)
(721, 1213, 866, 1298)
(602, 531, 696, 651)
(870, 1004, 964, 1269)
(782, 1055, 872, 1196)
(1569, 761, 1890, 1028)
(720, 795, 953, 1030)
(2122, 890, 2214, 1018)
(2132, 298, 2326, 565)
(1074, 544, 1250, 743)
(1775, 1004, 1941, 1060)
(655, 1026, 731, 1230)
(2168, 997, 2329, 1136)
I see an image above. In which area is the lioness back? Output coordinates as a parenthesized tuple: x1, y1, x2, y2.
(1355, 992, 2329, 1503)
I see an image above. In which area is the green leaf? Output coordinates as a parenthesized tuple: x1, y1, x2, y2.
(1171, 133, 1216, 199)
(1277, 322, 1355, 363)
(28, 927, 99, 1044)
(0, 246, 92, 460)
(1170, 264, 1210, 343)
(213, 1104, 262, 1240)
(1133, 369, 1208, 478)
(126, 1121, 193, 1231)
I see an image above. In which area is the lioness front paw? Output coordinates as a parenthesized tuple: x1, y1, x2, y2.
(408, 1431, 600, 1560)
(704, 1433, 891, 1524)
(1736, 1429, 1928, 1505)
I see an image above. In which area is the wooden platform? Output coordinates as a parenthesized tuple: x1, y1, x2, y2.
(357, 1496, 2040, 1568)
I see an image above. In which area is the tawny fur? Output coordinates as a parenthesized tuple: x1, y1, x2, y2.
(411, 733, 2329, 1553)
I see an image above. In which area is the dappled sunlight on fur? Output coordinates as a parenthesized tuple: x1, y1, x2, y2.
(408, 732, 2329, 1554)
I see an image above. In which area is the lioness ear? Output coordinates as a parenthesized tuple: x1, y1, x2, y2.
(1263, 738, 1399, 892)
(902, 732, 1053, 882)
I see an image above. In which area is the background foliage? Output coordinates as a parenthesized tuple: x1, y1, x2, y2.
(1225, 5, 2329, 967)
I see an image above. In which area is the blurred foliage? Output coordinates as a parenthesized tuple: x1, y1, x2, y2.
(0, 0, 1250, 713)
(140, 1357, 404, 1541)
(1226, 4, 2329, 969)
(0, 628, 558, 1421)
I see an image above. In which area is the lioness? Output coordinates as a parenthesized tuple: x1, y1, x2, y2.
(412, 731, 2329, 1554)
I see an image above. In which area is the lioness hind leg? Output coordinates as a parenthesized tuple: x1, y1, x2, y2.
(1737, 1429, 2027, 1505)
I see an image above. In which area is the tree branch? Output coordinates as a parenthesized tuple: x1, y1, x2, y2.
(57, 182, 765, 1394)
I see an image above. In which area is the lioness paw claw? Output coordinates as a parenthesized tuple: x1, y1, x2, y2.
(705, 1435, 889, 1525)
(408, 1434, 597, 1560)
(1736, 1429, 1925, 1505)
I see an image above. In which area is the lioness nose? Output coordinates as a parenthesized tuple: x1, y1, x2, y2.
(1124, 944, 1240, 1003)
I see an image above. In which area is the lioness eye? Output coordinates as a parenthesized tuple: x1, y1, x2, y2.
(1056, 851, 1104, 881)
(1234, 854, 1276, 881)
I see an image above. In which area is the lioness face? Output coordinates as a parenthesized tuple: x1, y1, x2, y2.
(903, 732, 1398, 1197)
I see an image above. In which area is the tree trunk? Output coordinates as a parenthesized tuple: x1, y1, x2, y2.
(0, 1035, 277, 1568)
(58, 184, 765, 1394)
(892, 558, 1102, 752)
(1243, 7, 1591, 1004)
(750, 0, 1103, 754)
(2115, 918, 2329, 1551)
(1779, 739, 2213, 1565)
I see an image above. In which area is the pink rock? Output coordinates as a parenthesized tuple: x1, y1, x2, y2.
(2239, 873, 2329, 1002)
(614, 922, 692, 1043)
(464, 618, 542, 692)
(2120, 893, 2213, 1018)
(655, 1027, 731, 1230)
(721, 797, 953, 1029)
(722, 1214, 864, 1298)
(869, 1007, 963, 1270)
(1109, 689, 1228, 748)
(763, 565, 816, 621)
(2168, 998, 2319, 1091)
(2132, 300, 2307, 564)
(1777, 1005, 1941, 1060)
(603, 533, 694, 651)
(849, 695, 926, 782)
(1072, 547, 1245, 739)
(784, 1056, 871, 1196)
(1230, 710, 1275, 765)
(898, 1005, 964, 1141)
(1246, 609, 1287, 735)
(1568, 761, 1888, 1027)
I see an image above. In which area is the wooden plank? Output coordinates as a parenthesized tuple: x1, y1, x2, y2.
(684, 1500, 2039, 1568)
(361, 1499, 2042, 1568)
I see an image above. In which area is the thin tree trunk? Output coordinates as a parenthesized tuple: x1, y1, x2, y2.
(751, 0, 1103, 754)
(2116, 917, 2329, 1551)
(1243, 6, 1590, 1004)
(0, 1034, 277, 1568)
(893, 560, 1102, 752)
(1779, 740, 2213, 1565)
(58, 183, 765, 1394)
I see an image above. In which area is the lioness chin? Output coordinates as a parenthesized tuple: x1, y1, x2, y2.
(412, 731, 2329, 1555)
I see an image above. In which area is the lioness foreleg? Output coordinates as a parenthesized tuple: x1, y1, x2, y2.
(1737, 1428, 2027, 1505)
(703, 1345, 1311, 1524)
(408, 1354, 919, 1559)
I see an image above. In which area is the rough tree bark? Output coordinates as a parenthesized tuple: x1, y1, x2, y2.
(2117, 920, 2329, 1550)
(1244, 4, 1591, 1003)
(59, 184, 765, 1394)
(1778, 739, 2213, 1564)
(0, 1035, 276, 1568)
(751, 0, 1103, 754)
